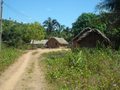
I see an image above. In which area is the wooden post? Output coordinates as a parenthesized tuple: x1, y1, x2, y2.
(0, 0, 3, 51)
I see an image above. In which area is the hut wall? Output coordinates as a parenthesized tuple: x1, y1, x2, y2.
(72, 41, 79, 48)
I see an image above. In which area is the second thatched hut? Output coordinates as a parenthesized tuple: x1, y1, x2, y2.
(72, 27, 111, 48)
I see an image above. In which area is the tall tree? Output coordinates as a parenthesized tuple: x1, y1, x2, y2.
(96, 0, 120, 49)
(97, 0, 120, 27)
(97, 0, 120, 12)
(43, 17, 60, 35)
(2, 20, 45, 48)
(60, 27, 72, 41)
(72, 13, 105, 37)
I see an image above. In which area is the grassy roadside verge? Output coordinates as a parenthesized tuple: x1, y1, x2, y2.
(0, 45, 23, 75)
(43, 49, 120, 90)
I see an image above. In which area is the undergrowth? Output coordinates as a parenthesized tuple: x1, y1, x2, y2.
(43, 48, 120, 90)
(0, 45, 22, 75)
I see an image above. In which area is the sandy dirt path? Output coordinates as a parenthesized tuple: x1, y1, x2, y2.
(0, 48, 67, 90)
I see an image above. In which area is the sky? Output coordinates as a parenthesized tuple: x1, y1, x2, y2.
(3, 0, 101, 27)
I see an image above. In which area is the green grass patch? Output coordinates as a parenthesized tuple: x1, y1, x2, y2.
(43, 48, 120, 90)
(0, 45, 23, 75)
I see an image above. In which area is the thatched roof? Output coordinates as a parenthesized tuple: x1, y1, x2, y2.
(30, 40, 40, 44)
(73, 27, 111, 43)
(30, 40, 48, 45)
(73, 27, 91, 41)
(50, 37, 68, 45)
(39, 40, 48, 45)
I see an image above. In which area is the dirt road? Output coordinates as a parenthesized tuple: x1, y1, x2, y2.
(0, 48, 66, 90)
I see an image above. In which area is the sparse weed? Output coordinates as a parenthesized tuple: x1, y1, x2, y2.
(0, 45, 22, 75)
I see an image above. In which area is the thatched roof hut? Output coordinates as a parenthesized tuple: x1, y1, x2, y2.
(46, 37, 68, 48)
(72, 27, 111, 48)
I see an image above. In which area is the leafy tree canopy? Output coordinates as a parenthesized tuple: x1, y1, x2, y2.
(2, 19, 45, 48)
(43, 17, 60, 34)
(97, 0, 120, 28)
(72, 13, 106, 36)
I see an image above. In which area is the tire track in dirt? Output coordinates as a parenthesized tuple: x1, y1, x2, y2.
(0, 52, 32, 90)
(0, 48, 68, 90)
(14, 50, 47, 90)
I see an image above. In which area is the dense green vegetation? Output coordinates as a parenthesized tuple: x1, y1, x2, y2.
(96, 0, 120, 49)
(2, 20, 45, 48)
(0, 45, 22, 75)
(43, 49, 120, 90)
(2, 18, 72, 47)
(72, 13, 105, 36)
(43, 17, 72, 41)
(43, 17, 60, 35)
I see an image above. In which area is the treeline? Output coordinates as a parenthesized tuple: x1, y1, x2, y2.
(2, 19, 72, 48)
(2, 20, 45, 48)
(2, 0, 120, 49)
(43, 17, 72, 41)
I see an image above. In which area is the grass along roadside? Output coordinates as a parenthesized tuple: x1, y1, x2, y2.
(0, 45, 23, 75)
(43, 48, 120, 90)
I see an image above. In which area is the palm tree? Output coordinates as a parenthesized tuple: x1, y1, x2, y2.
(97, 0, 120, 27)
(43, 17, 60, 34)
(97, 0, 120, 12)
